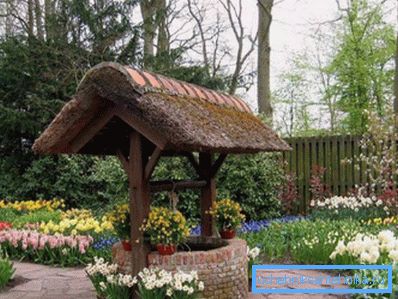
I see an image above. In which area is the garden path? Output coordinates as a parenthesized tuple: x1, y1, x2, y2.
(0, 262, 348, 299)
(249, 269, 349, 299)
(0, 261, 96, 299)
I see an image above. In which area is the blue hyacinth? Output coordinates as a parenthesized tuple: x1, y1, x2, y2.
(93, 236, 120, 250)
(190, 215, 305, 235)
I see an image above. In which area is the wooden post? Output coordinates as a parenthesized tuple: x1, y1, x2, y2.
(128, 131, 151, 281)
(199, 153, 216, 237)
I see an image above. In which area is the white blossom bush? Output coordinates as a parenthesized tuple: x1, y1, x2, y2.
(330, 230, 398, 297)
(310, 195, 389, 220)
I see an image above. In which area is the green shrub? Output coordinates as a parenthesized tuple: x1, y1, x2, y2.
(0, 247, 14, 289)
(2, 152, 284, 222)
(217, 153, 284, 220)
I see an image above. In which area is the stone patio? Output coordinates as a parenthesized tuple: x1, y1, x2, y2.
(0, 262, 96, 299)
(0, 262, 350, 299)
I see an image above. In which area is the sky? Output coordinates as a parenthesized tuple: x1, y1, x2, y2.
(241, 0, 339, 110)
(132, 0, 397, 128)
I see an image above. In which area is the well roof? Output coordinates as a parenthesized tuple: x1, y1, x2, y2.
(32, 62, 290, 154)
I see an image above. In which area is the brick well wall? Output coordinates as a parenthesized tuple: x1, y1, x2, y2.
(112, 238, 248, 299)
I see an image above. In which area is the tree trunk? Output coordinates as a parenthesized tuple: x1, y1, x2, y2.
(156, 0, 169, 54)
(140, 0, 156, 64)
(34, 0, 44, 40)
(44, 0, 56, 41)
(5, 0, 13, 36)
(27, 0, 34, 37)
(258, 0, 274, 121)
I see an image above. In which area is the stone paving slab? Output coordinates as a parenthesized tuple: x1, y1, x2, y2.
(0, 262, 96, 299)
(249, 269, 350, 299)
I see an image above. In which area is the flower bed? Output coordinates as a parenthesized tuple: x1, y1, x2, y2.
(0, 229, 95, 266)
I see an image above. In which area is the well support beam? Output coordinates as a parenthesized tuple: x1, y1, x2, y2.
(128, 131, 151, 285)
(199, 153, 216, 237)
(149, 179, 207, 192)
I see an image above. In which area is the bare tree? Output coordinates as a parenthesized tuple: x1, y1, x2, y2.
(258, 0, 273, 120)
(34, 0, 43, 40)
(219, 0, 257, 95)
(187, 0, 209, 69)
(27, 0, 34, 37)
(156, 0, 169, 53)
(140, 0, 157, 60)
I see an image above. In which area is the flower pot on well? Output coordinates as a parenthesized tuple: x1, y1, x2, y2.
(121, 240, 132, 251)
(156, 244, 177, 255)
(219, 229, 236, 239)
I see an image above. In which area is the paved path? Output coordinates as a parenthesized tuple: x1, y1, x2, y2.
(249, 269, 349, 299)
(1, 262, 348, 299)
(0, 262, 96, 299)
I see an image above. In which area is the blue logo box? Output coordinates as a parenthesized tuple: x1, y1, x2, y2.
(251, 264, 393, 294)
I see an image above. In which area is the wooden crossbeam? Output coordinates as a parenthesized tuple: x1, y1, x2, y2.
(210, 153, 227, 178)
(116, 149, 129, 176)
(115, 107, 167, 150)
(144, 147, 162, 180)
(149, 179, 207, 192)
(184, 152, 202, 177)
(69, 107, 115, 153)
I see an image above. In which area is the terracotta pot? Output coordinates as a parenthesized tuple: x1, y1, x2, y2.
(121, 240, 132, 251)
(219, 229, 236, 239)
(156, 244, 177, 255)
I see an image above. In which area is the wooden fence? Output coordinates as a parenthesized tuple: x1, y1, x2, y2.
(282, 135, 369, 213)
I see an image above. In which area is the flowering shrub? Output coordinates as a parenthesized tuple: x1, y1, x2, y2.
(310, 195, 389, 220)
(0, 229, 94, 266)
(141, 207, 190, 245)
(279, 172, 299, 215)
(0, 199, 65, 212)
(309, 165, 330, 202)
(39, 208, 113, 236)
(207, 199, 245, 230)
(86, 258, 204, 299)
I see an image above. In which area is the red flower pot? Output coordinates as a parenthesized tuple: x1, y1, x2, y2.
(121, 240, 132, 251)
(219, 229, 236, 239)
(156, 244, 177, 255)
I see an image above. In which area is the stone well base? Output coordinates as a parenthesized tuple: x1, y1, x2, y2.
(112, 238, 248, 299)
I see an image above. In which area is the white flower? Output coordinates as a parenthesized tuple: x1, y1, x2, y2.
(99, 281, 107, 291)
(388, 250, 398, 262)
(198, 281, 204, 291)
(166, 288, 173, 296)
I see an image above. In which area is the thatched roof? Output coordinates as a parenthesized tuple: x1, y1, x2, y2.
(32, 62, 290, 155)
